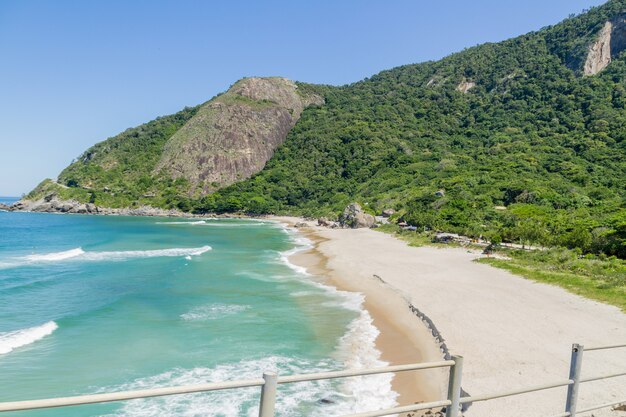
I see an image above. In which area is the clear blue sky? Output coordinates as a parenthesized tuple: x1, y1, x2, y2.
(0, 0, 606, 196)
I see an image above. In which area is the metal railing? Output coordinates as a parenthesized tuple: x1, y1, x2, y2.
(0, 343, 624, 417)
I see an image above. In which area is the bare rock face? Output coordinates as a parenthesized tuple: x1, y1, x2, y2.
(155, 77, 323, 194)
(584, 14, 626, 76)
(456, 79, 476, 93)
(381, 208, 396, 217)
(339, 203, 376, 229)
(584, 21, 614, 75)
(11, 195, 189, 217)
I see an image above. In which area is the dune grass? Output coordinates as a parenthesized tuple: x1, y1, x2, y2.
(478, 249, 626, 312)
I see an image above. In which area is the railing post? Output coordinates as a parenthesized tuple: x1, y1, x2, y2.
(445, 355, 464, 417)
(258, 372, 278, 417)
(565, 343, 584, 417)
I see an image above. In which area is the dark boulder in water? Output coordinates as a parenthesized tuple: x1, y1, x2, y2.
(317, 398, 335, 405)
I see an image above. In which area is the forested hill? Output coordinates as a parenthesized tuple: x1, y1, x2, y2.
(24, 0, 626, 256)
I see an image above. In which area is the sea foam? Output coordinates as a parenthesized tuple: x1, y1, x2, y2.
(157, 220, 275, 227)
(101, 321, 395, 417)
(0, 321, 58, 355)
(155, 220, 207, 225)
(1, 246, 212, 269)
(23, 248, 85, 262)
(104, 222, 397, 415)
(181, 304, 250, 321)
(276, 225, 313, 276)
(272, 222, 399, 413)
(101, 356, 357, 417)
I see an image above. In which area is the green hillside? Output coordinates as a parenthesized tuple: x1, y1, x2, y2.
(28, 0, 626, 257)
(28, 106, 200, 208)
(209, 1, 626, 256)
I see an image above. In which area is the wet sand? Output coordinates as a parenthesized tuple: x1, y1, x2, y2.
(275, 218, 447, 411)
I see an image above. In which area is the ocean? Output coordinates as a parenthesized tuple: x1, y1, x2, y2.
(0, 207, 396, 416)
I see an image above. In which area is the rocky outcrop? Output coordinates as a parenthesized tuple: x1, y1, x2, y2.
(155, 77, 323, 194)
(584, 14, 626, 75)
(456, 79, 476, 93)
(381, 208, 396, 217)
(11, 196, 186, 217)
(12, 197, 99, 214)
(584, 21, 614, 75)
(317, 217, 339, 228)
(339, 203, 376, 228)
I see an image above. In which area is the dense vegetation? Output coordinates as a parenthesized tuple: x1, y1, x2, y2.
(208, 0, 626, 257)
(28, 0, 626, 258)
(28, 106, 199, 208)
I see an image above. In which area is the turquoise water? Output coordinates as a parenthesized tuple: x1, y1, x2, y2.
(0, 211, 395, 416)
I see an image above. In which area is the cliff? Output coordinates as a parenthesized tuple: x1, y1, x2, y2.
(584, 13, 626, 75)
(155, 77, 323, 194)
(21, 77, 322, 210)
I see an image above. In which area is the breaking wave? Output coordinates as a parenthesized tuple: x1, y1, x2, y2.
(155, 220, 207, 225)
(0, 321, 58, 355)
(0, 246, 212, 269)
(157, 220, 275, 227)
(101, 353, 395, 417)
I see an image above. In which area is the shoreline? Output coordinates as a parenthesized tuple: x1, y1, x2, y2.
(7, 210, 626, 415)
(274, 216, 448, 411)
(275, 219, 626, 417)
(3, 208, 447, 409)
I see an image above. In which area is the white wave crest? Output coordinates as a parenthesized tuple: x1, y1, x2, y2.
(78, 246, 212, 261)
(181, 304, 250, 321)
(277, 226, 313, 276)
(101, 354, 396, 417)
(333, 310, 398, 413)
(277, 224, 398, 412)
(157, 220, 275, 227)
(0, 321, 58, 355)
(155, 220, 207, 225)
(1, 246, 212, 269)
(24, 248, 85, 262)
(96, 221, 396, 416)
(289, 290, 316, 297)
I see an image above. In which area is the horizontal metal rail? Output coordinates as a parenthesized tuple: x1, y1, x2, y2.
(338, 399, 451, 417)
(577, 397, 626, 413)
(0, 361, 454, 413)
(277, 360, 454, 384)
(580, 370, 626, 383)
(459, 379, 573, 404)
(584, 343, 626, 351)
(0, 344, 623, 417)
(458, 371, 626, 410)
(0, 378, 265, 412)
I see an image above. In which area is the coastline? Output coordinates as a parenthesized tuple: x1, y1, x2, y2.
(6, 208, 626, 415)
(273, 216, 447, 411)
(3, 207, 445, 411)
(274, 217, 626, 417)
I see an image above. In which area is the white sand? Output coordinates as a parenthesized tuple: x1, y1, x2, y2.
(280, 220, 626, 417)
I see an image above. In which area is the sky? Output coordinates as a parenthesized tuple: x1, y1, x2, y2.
(0, 0, 607, 196)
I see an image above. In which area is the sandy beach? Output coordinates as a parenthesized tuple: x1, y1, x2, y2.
(274, 217, 626, 417)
